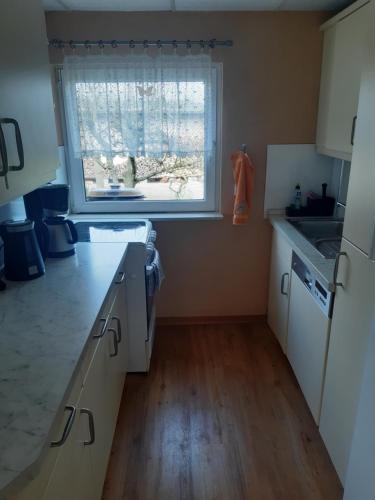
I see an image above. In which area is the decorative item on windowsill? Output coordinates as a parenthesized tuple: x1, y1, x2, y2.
(285, 183, 335, 217)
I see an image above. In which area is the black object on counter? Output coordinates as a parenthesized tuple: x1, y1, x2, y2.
(0, 219, 45, 281)
(286, 183, 335, 217)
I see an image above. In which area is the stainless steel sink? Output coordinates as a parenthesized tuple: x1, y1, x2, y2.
(287, 218, 343, 259)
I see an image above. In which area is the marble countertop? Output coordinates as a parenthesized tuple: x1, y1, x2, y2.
(269, 216, 336, 291)
(0, 242, 127, 496)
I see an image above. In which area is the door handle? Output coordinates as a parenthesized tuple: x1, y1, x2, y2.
(369, 213, 375, 261)
(0, 124, 9, 189)
(0, 118, 24, 171)
(111, 316, 122, 343)
(333, 252, 347, 288)
(50, 405, 76, 447)
(80, 409, 95, 446)
(350, 115, 357, 146)
(93, 316, 109, 339)
(115, 271, 125, 284)
(280, 272, 289, 296)
(108, 328, 119, 357)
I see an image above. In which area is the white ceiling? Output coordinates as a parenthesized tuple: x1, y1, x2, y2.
(43, 0, 353, 12)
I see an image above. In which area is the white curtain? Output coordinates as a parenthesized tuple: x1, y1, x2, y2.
(62, 53, 215, 160)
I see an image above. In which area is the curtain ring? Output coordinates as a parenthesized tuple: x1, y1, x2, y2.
(199, 39, 205, 53)
(129, 39, 135, 49)
(143, 40, 149, 53)
(84, 40, 91, 53)
(209, 38, 216, 49)
(172, 39, 178, 55)
(111, 40, 118, 49)
(98, 39, 105, 55)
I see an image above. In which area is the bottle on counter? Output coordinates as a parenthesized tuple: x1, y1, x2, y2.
(294, 184, 302, 210)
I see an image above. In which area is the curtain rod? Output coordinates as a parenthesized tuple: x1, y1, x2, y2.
(49, 38, 233, 49)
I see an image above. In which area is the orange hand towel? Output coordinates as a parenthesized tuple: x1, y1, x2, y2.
(231, 151, 255, 225)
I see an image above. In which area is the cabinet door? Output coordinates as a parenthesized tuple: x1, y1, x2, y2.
(89, 285, 127, 498)
(0, 0, 58, 205)
(319, 239, 375, 483)
(343, 9, 375, 256)
(267, 230, 293, 352)
(316, 4, 369, 160)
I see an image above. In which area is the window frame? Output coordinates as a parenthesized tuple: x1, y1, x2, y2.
(58, 63, 223, 214)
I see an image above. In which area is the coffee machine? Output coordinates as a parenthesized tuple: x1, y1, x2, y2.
(24, 184, 78, 258)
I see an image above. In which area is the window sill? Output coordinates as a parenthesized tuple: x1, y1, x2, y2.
(71, 212, 224, 222)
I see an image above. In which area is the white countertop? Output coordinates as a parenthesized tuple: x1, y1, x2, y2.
(269, 216, 336, 291)
(0, 242, 127, 496)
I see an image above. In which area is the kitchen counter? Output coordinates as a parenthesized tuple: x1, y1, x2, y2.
(0, 242, 127, 496)
(269, 216, 336, 291)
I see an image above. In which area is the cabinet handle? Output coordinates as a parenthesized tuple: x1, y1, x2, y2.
(111, 316, 122, 343)
(0, 118, 24, 171)
(50, 405, 76, 448)
(280, 272, 289, 296)
(0, 124, 9, 189)
(368, 213, 375, 261)
(333, 252, 347, 288)
(80, 409, 95, 446)
(350, 115, 357, 146)
(93, 317, 108, 339)
(108, 328, 119, 357)
(115, 271, 125, 284)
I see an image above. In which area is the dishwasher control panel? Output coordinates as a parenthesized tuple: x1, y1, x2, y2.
(292, 252, 334, 318)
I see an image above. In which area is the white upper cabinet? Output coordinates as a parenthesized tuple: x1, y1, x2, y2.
(343, 6, 375, 256)
(316, 1, 369, 161)
(0, 0, 58, 206)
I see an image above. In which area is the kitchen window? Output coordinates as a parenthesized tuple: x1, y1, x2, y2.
(60, 54, 222, 214)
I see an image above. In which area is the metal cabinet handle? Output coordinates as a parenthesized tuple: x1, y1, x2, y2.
(0, 118, 24, 171)
(115, 271, 125, 284)
(50, 405, 76, 447)
(0, 124, 9, 189)
(111, 316, 122, 343)
(333, 252, 347, 288)
(80, 409, 95, 446)
(108, 328, 119, 357)
(368, 213, 375, 261)
(280, 272, 289, 296)
(351, 115, 357, 146)
(93, 317, 109, 339)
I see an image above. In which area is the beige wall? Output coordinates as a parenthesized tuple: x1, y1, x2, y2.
(46, 10, 328, 318)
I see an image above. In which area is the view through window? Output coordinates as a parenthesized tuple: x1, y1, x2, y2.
(75, 80, 207, 202)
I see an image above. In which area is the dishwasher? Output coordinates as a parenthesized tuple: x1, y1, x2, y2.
(286, 252, 334, 424)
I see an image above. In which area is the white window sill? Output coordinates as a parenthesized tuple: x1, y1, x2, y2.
(71, 212, 224, 222)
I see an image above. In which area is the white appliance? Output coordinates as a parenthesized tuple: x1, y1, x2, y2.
(319, 9, 375, 485)
(344, 320, 375, 500)
(74, 219, 162, 372)
(287, 252, 334, 424)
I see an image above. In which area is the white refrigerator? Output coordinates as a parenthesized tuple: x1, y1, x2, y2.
(319, 4, 375, 486)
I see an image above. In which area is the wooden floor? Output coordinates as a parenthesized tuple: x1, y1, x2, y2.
(103, 322, 343, 500)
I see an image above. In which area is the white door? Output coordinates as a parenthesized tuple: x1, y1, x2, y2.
(343, 7, 375, 255)
(344, 320, 375, 500)
(316, 3, 369, 160)
(267, 230, 292, 352)
(0, 0, 58, 204)
(287, 270, 330, 424)
(319, 238, 375, 483)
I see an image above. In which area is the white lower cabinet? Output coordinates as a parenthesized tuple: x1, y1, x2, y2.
(11, 265, 128, 500)
(267, 230, 293, 352)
